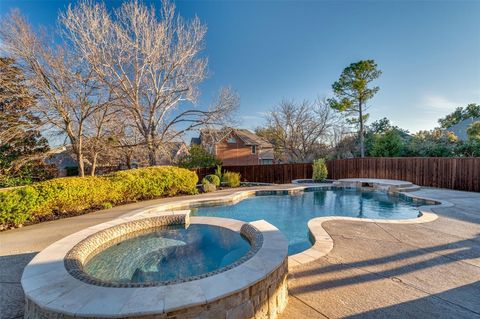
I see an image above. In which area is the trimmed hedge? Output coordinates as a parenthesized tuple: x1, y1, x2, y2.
(0, 166, 198, 228)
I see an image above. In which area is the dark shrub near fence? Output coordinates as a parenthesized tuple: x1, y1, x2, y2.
(195, 163, 313, 184)
(194, 157, 479, 192)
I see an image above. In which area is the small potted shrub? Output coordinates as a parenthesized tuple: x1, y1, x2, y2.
(222, 171, 241, 188)
(201, 177, 216, 193)
(204, 174, 221, 187)
(312, 158, 328, 182)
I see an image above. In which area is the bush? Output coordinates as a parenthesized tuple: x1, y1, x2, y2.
(0, 162, 58, 188)
(0, 186, 40, 228)
(0, 166, 198, 228)
(312, 159, 328, 181)
(32, 176, 121, 217)
(177, 145, 221, 169)
(65, 166, 79, 177)
(222, 171, 241, 188)
(204, 174, 220, 187)
(202, 182, 216, 193)
(109, 166, 198, 201)
(370, 130, 405, 157)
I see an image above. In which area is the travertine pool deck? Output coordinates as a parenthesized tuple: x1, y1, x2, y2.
(1, 185, 480, 319)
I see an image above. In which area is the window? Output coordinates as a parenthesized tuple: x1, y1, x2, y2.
(251, 145, 257, 154)
(227, 137, 236, 144)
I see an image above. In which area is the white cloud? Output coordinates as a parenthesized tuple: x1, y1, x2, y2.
(421, 94, 460, 111)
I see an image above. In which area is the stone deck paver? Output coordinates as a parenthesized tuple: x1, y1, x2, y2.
(280, 188, 480, 319)
(1, 186, 480, 319)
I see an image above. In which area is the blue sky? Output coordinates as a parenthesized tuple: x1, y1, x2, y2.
(1, 0, 479, 134)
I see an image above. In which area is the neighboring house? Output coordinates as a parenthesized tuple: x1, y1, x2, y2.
(447, 117, 480, 141)
(157, 142, 190, 165)
(46, 142, 189, 176)
(191, 128, 275, 165)
(45, 146, 78, 176)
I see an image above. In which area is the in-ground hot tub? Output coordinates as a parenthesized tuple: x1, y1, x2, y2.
(72, 222, 255, 286)
(22, 213, 288, 319)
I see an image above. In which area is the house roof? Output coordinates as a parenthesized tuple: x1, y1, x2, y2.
(447, 117, 480, 141)
(196, 128, 273, 148)
(259, 147, 274, 160)
(234, 129, 272, 148)
(191, 127, 273, 148)
(190, 137, 201, 145)
(160, 141, 188, 159)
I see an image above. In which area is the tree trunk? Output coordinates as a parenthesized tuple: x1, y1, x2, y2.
(90, 152, 98, 176)
(126, 153, 132, 169)
(77, 152, 85, 177)
(359, 102, 365, 158)
(146, 138, 157, 166)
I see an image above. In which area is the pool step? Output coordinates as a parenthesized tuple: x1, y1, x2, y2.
(395, 185, 421, 192)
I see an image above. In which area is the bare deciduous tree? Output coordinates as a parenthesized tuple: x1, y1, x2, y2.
(257, 98, 339, 163)
(83, 101, 119, 175)
(61, 0, 236, 165)
(0, 10, 114, 177)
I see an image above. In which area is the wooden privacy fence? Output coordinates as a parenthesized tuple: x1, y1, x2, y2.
(194, 157, 480, 192)
(326, 157, 480, 192)
(194, 163, 313, 185)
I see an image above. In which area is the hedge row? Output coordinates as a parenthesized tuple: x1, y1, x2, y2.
(0, 166, 198, 228)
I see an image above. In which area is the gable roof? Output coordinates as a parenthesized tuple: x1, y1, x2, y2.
(234, 129, 272, 148)
(447, 117, 480, 141)
(197, 128, 272, 148)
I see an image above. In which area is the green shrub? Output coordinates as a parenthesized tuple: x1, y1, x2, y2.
(214, 165, 223, 180)
(32, 177, 121, 217)
(204, 174, 220, 187)
(202, 182, 216, 193)
(0, 186, 40, 228)
(177, 144, 221, 169)
(65, 166, 79, 177)
(109, 166, 198, 200)
(312, 159, 328, 181)
(0, 166, 198, 228)
(222, 171, 241, 188)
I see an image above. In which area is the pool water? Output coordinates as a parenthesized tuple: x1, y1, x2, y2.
(192, 189, 423, 255)
(84, 224, 251, 283)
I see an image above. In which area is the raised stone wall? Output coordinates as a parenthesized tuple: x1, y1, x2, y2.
(25, 258, 288, 319)
(23, 216, 289, 319)
(166, 259, 288, 319)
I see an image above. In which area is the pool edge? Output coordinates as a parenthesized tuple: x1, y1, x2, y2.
(120, 181, 451, 270)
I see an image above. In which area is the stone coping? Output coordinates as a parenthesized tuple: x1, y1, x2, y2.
(21, 215, 288, 318)
(333, 178, 417, 190)
(121, 179, 450, 270)
(64, 215, 263, 287)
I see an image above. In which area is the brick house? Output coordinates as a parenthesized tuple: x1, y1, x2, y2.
(191, 128, 274, 165)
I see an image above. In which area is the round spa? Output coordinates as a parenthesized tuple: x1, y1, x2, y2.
(22, 213, 288, 319)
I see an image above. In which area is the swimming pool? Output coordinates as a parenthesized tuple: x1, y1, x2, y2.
(192, 188, 425, 255)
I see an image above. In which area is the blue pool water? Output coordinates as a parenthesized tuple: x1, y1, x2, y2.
(84, 224, 250, 283)
(192, 189, 424, 255)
